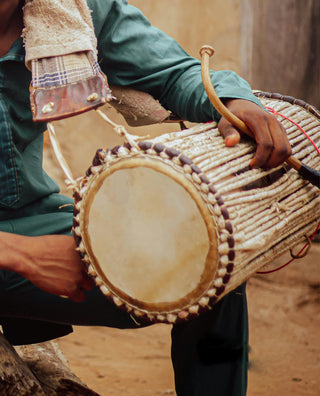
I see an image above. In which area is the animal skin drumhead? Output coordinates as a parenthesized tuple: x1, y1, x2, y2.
(82, 158, 217, 311)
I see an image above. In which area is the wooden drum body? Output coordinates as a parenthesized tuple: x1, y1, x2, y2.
(73, 93, 320, 323)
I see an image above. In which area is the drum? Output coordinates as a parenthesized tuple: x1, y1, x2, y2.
(72, 92, 320, 324)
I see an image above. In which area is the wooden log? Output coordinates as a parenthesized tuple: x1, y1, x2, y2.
(0, 331, 100, 395)
(0, 331, 44, 396)
(15, 341, 100, 396)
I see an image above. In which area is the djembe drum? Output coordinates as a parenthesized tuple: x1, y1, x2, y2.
(64, 92, 320, 324)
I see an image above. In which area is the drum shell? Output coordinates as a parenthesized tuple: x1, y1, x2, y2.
(73, 94, 320, 323)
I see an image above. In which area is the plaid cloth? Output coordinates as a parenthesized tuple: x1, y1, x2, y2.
(29, 49, 111, 121)
(31, 51, 102, 88)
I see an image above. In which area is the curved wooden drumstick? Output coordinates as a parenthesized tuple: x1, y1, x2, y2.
(200, 45, 320, 189)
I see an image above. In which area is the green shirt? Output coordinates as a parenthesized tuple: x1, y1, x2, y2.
(0, 0, 261, 235)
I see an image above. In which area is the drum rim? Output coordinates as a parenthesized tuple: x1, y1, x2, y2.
(73, 126, 236, 324)
(79, 155, 219, 312)
(254, 91, 320, 120)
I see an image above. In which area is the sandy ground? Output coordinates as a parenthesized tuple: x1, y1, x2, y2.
(56, 243, 320, 396)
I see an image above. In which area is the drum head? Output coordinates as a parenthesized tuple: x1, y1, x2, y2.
(81, 157, 218, 312)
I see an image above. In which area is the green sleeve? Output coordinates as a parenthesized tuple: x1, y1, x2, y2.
(89, 0, 262, 123)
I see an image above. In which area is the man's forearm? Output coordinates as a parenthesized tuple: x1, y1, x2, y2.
(0, 231, 28, 274)
(0, 232, 94, 301)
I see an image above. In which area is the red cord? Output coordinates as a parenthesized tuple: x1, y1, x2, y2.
(265, 106, 320, 156)
(257, 106, 320, 275)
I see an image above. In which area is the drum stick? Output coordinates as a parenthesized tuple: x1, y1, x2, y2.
(200, 45, 320, 189)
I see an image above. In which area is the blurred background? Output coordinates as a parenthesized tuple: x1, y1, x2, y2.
(133, 0, 319, 108)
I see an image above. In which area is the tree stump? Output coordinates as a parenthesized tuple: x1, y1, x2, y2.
(0, 331, 100, 395)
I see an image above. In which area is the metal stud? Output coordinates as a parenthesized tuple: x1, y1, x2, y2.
(87, 92, 98, 102)
(41, 102, 54, 114)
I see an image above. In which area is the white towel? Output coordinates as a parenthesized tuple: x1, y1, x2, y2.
(22, 0, 97, 69)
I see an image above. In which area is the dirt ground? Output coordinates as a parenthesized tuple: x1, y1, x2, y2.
(56, 240, 320, 396)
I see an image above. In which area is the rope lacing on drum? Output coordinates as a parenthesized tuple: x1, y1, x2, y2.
(47, 122, 78, 188)
(96, 109, 148, 151)
(270, 202, 290, 217)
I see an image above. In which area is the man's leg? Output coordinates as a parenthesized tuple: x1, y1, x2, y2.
(0, 268, 248, 395)
(1, 317, 73, 345)
(0, 269, 145, 345)
(171, 284, 248, 396)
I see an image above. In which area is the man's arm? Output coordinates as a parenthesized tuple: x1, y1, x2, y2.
(90, 0, 262, 120)
(89, 0, 291, 168)
(0, 232, 94, 302)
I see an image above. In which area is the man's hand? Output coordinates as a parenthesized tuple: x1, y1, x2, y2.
(0, 232, 95, 302)
(218, 99, 292, 169)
